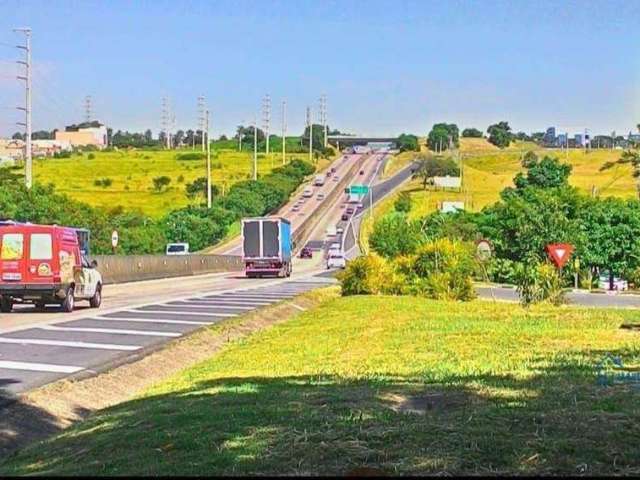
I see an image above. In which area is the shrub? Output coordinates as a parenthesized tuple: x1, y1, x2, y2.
(177, 175, 184, 183)
(176, 152, 205, 161)
(394, 192, 412, 213)
(338, 254, 403, 296)
(152, 176, 171, 192)
(369, 212, 423, 258)
(93, 178, 113, 188)
(515, 262, 565, 307)
(486, 257, 518, 284)
(87, 153, 96, 160)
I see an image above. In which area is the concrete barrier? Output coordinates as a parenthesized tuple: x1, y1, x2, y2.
(92, 254, 243, 285)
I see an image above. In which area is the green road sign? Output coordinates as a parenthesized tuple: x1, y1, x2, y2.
(348, 185, 369, 195)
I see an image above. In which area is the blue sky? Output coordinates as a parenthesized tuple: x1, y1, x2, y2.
(0, 0, 639, 138)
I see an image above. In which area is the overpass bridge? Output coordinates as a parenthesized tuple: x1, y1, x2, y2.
(327, 135, 397, 149)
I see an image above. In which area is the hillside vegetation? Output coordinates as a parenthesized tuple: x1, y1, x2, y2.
(2, 290, 638, 475)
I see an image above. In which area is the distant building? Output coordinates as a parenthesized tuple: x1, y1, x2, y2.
(557, 133, 568, 147)
(574, 134, 583, 147)
(440, 201, 464, 213)
(543, 127, 556, 146)
(55, 122, 108, 148)
(0, 138, 25, 160)
(629, 133, 640, 143)
(32, 139, 72, 157)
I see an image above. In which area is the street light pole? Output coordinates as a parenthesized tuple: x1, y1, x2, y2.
(206, 110, 211, 209)
(14, 27, 32, 189)
(282, 100, 286, 165)
(253, 115, 258, 181)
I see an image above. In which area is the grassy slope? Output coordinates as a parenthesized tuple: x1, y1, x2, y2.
(2, 290, 639, 475)
(360, 139, 636, 251)
(33, 148, 306, 218)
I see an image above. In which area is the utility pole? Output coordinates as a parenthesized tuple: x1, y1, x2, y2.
(206, 109, 211, 208)
(262, 94, 271, 154)
(306, 106, 313, 163)
(84, 95, 92, 123)
(281, 100, 286, 165)
(197, 96, 205, 151)
(319, 94, 327, 148)
(161, 96, 170, 149)
(14, 28, 32, 189)
(253, 115, 258, 181)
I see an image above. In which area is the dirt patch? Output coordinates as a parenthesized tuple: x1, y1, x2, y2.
(0, 289, 332, 457)
(383, 390, 471, 415)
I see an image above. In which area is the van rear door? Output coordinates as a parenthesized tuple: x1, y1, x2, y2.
(26, 230, 55, 285)
(0, 230, 26, 283)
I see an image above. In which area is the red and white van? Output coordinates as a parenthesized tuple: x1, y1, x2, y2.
(0, 222, 103, 313)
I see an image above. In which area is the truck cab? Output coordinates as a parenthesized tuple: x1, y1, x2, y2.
(0, 223, 103, 313)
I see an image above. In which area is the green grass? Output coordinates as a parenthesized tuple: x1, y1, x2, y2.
(3, 290, 640, 475)
(33, 148, 304, 218)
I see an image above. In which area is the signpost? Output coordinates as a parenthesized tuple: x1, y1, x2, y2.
(347, 185, 369, 195)
(111, 230, 119, 254)
(475, 239, 492, 262)
(546, 243, 574, 269)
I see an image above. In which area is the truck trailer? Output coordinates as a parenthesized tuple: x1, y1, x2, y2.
(242, 217, 292, 278)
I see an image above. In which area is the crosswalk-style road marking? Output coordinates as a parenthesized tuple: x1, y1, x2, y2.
(39, 325, 181, 337)
(126, 309, 236, 318)
(95, 316, 212, 326)
(170, 299, 273, 306)
(155, 304, 254, 311)
(0, 337, 141, 351)
(0, 360, 84, 374)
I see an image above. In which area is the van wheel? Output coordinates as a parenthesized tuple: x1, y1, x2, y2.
(89, 284, 102, 308)
(35, 301, 46, 310)
(61, 287, 75, 313)
(0, 296, 12, 313)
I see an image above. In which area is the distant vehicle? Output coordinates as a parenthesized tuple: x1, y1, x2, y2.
(359, 170, 365, 175)
(325, 225, 337, 237)
(346, 207, 354, 215)
(299, 247, 313, 259)
(242, 217, 292, 278)
(314, 174, 326, 186)
(341, 213, 349, 221)
(333, 176, 339, 182)
(598, 274, 628, 291)
(302, 186, 314, 198)
(330, 167, 336, 173)
(166, 242, 189, 255)
(348, 193, 360, 203)
(327, 251, 346, 269)
(0, 223, 102, 312)
(317, 193, 325, 201)
(292, 204, 300, 212)
(329, 242, 341, 251)
(336, 226, 344, 235)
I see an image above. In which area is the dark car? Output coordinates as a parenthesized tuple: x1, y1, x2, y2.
(341, 213, 349, 221)
(359, 170, 365, 175)
(299, 247, 313, 259)
(346, 207, 354, 215)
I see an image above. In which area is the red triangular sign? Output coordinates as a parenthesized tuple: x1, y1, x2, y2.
(546, 243, 574, 268)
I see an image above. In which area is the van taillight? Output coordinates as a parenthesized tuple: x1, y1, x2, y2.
(53, 274, 61, 283)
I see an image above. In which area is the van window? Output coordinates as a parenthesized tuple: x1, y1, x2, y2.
(1, 233, 24, 260)
(167, 244, 186, 253)
(30, 233, 53, 260)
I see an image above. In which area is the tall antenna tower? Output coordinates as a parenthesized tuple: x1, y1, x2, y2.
(319, 94, 327, 148)
(161, 96, 170, 149)
(14, 27, 32, 189)
(84, 95, 92, 123)
(197, 95, 206, 151)
(281, 100, 287, 165)
(262, 94, 271, 154)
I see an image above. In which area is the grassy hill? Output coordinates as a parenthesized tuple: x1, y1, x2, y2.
(33, 147, 312, 218)
(361, 139, 637, 248)
(2, 289, 638, 475)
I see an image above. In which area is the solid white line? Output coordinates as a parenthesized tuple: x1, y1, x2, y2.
(0, 360, 84, 374)
(157, 304, 254, 311)
(95, 316, 210, 326)
(39, 325, 180, 338)
(126, 309, 235, 318)
(0, 337, 141, 351)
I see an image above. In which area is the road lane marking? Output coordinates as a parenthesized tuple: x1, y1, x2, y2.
(0, 337, 141, 351)
(173, 299, 273, 306)
(125, 309, 236, 318)
(95, 316, 211, 326)
(154, 304, 254, 311)
(0, 360, 84, 374)
(39, 325, 181, 337)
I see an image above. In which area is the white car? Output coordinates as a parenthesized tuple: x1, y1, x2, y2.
(166, 243, 189, 255)
(598, 275, 628, 291)
(326, 226, 337, 237)
(327, 252, 346, 269)
(317, 193, 325, 201)
(336, 226, 344, 235)
(329, 242, 341, 251)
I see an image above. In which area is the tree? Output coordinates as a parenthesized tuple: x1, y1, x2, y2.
(427, 123, 459, 152)
(521, 151, 538, 168)
(601, 150, 640, 199)
(152, 176, 171, 192)
(411, 155, 460, 189)
(461, 128, 483, 138)
(302, 124, 328, 154)
(369, 212, 423, 258)
(396, 134, 419, 152)
(11, 132, 25, 140)
(487, 121, 512, 148)
(511, 156, 572, 191)
(173, 130, 185, 148)
(185, 177, 220, 201)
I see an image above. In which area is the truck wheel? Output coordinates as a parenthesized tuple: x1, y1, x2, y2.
(35, 300, 46, 310)
(0, 296, 12, 313)
(89, 284, 102, 308)
(287, 263, 292, 277)
(61, 287, 75, 313)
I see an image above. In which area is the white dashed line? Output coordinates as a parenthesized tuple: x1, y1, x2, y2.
(39, 325, 181, 337)
(0, 337, 141, 351)
(127, 309, 236, 318)
(0, 360, 84, 374)
(95, 316, 211, 326)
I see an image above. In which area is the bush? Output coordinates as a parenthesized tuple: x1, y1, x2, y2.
(176, 152, 205, 161)
(162, 210, 225, 251)
(87, 153, 96, 160)
(515, 262, 565, 307)
(394, 192, 412, 213)
(369, 212, 423, 258)
(338, 254, 403, 296)
(408, 239, 477, 301)
(93, 178, 113, 188)
(152, 176, 171, 192)
(486, 257, 518, 284)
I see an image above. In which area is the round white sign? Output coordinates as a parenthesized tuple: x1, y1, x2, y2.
(111, 230, 119, 248)
(476, 239, 492, 262)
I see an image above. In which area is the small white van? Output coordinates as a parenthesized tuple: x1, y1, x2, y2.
(166, 243, 189, 255)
